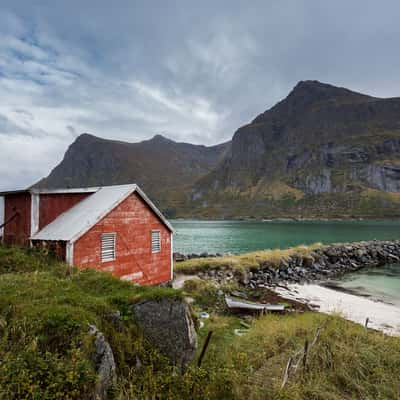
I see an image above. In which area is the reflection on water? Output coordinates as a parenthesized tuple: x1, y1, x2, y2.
(332, 264, 400, 306)
(171, 219, 400, 255)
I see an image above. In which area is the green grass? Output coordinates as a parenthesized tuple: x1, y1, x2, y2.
(226, 313, 400, 400)
(179, 279, 400, 399)
(119, 277, 400, 400)
(1, 246, 400, 399)
(0, 245, 181, 399)
(198, 280, 400, 398)
(175, 243, 323, 274)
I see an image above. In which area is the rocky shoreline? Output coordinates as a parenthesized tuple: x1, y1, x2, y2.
(174, 240, 400, 288)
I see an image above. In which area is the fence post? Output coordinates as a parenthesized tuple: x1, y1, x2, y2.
(198, 331, 213, 367)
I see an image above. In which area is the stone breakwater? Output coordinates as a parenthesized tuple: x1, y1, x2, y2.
(177, 240, 400, 288)
(174, 252, 226, 262)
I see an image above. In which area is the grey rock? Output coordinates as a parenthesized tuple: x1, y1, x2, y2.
(303, 168, 332, 194)
(173, 252, 188, 262)
(132, 298, 198, 371)
(187, 240, 400, 290)
(108, 310, 123, 332)
(303, 256, 314, 267)
(280, 260, 289, 270)
(88, 324, 117, 400)
(365, 164, 400, 192)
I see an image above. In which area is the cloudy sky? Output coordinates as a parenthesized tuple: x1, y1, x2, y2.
(0, 1, 400, 190)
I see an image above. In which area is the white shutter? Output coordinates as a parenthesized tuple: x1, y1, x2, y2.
(101, 233, 116, 262)
(151, 230, 161, 253)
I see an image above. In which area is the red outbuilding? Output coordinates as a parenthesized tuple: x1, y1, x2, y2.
(0, 184, 174, 285)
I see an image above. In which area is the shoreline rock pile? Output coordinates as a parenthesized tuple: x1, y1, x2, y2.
(174, 251, 225, 262)
(177, 240, 400, 288)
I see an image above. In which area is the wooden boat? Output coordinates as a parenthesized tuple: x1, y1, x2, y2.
(225, 295, 286, 312)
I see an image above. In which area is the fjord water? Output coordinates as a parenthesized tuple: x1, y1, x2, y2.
(172, 219, 400, 305)
(329, 264, 400, 306)
(171, 219, 400, 255)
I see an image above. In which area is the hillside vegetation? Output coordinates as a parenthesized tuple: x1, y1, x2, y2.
(0, 246, 185, 399)
(0, 246, 399, 399)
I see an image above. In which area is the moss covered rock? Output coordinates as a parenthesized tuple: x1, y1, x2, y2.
(132, 298, 198, 371)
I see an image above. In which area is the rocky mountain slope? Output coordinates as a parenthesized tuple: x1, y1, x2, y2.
(37, 80, 400, 218)
(192, 80, 400, 218)
(35, 133, 230, 216)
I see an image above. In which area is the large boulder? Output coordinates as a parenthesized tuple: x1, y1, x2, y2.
(88, 324, 117, 400)
(132, 298, 198, 371)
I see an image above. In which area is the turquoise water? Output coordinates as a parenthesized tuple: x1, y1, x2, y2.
(330, 264, 400, 306)
(171, 219, 400, 304)
(171, 219, 400, 255)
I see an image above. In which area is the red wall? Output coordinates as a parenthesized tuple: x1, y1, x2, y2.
(3, 193, 31, 246)
(39, 193, 90, 229)
(73, 192, 172, 285)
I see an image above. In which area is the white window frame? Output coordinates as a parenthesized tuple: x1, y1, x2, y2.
(151, 230, 161, 253)
(101, 233, 116, 262)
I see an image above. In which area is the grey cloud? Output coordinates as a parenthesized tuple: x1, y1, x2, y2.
(66, 125, 77, 136)
(0, 113, 32, 136)
(1, 0, 400, 190)
(14, 109, 34, 119)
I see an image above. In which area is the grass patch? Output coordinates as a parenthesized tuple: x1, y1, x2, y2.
(0, 246, 181, 399)
(1, 245, 400, 399)
(227, 313, 400, 399)
(175, 243, 323, 274)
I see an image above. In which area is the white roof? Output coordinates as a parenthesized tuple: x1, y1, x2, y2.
(31, 184, 173, 242)
(31, 187, 100, 194)
(0, 187, 100, 196)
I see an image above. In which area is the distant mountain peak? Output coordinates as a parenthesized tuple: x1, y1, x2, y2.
(73, 133, 175, 147)
(296, 79, 339, 87)
(76, 132, 96, 140)
(288, 80, 372, 101)
(293, 79, 328, 90)
(73, 133, 103, 144)
(150, 134, 173, 143)
(253, 80, 374, 124)
(290, 80, 344, 96)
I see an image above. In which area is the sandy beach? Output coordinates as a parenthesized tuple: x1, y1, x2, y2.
(273, 284, 400, 336)
(174, 273, 400, 336)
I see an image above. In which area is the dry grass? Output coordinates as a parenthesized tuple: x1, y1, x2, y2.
(361, 188, 400, 203)
(226, 313, 400, 400)
(175, 243, 323, 274)
(252, 180, 305, 201)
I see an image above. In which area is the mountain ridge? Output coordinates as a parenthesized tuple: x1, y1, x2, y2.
(35, 132, 231, 216)
(36, 80, 400, 218)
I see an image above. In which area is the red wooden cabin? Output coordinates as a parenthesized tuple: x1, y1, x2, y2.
(0, 184, 174, 285)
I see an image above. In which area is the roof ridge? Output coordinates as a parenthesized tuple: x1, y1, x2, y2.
(31, 184, 173, 243)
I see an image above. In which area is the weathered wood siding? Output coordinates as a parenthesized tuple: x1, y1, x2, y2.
(39, 193, 90, 229)
(73, 192, 172, 285)
(3, 193, 31, 245)
(0, 196, 4, 238)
